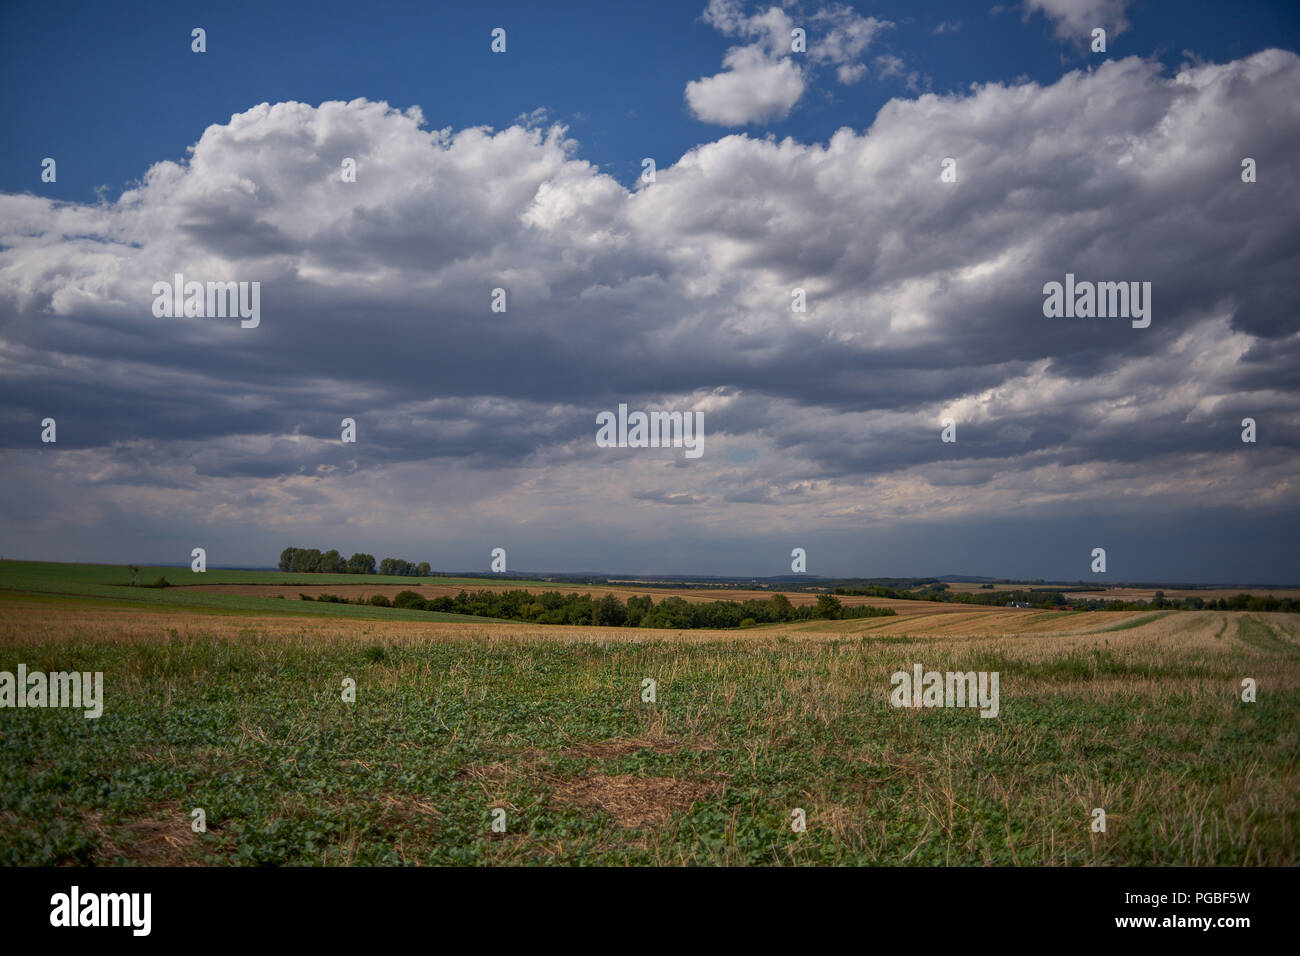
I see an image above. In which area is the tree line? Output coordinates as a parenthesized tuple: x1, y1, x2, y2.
(299, 588, 897, 628)
(278, 547, 430, 577)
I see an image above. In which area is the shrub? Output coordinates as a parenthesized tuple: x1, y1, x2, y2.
(367, 594, 391, 607)
(392, 590, 426, 610)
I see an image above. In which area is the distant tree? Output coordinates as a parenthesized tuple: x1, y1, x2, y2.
(593, 593, 626, 627)
(624, 594, 652, 627)
(768, 593, 795, 621)
(814, 594, 843, 620)
(278, 548, 296, 572)
(319, 549, 343, 574)
(348, 553, 376, 575)
(291, 548, 322, 573)
(416, 562, 431, 577)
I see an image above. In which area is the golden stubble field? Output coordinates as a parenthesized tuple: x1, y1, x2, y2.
(1, 596, 1296, 658)
(941, 581, 1300, 602)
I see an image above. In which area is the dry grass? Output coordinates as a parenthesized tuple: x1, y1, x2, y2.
(551, 775, 721, 829)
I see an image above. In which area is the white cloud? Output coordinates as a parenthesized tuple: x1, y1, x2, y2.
(1023, 0, 1132, 39)
(686, 1, 892, 124)
(686, 45, 807, 125)
(808, 3, 893, 73)
(836, 63, 867, 85)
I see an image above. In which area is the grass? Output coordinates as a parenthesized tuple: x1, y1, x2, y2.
(0, 559, 543, 590)
(1236, 616, 1300, 658)
(1, 591, 1297, 866)
(1095, 612, 1169, 633)
(0, 560, 504, 624)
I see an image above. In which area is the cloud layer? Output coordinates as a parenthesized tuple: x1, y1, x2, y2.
(2, 49, 1298, 576)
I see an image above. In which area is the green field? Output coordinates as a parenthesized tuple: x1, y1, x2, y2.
(3, 628, 1297, 865)
(0, 559, 543, 590)
(1, 561, 1297, 865)
(0, 560, 504, 623)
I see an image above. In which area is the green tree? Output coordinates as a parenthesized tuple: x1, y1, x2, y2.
(814, 594, 843, 620)
(593, 593, 627, 627)
(768, 593, 795, 620)
(291, 548, 322, 573)
(348, 553, 376, 575)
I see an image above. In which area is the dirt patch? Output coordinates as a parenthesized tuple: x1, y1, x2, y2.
(552, 774, 719, 828)
(85, 807, 207, 865)
(560, 737, 708, 759)
(362, 792, 442, 830)
(454, 762, 513, 782)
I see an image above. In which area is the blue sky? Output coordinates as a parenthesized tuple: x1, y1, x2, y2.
(5, 0, 1298, 202)
(2, 1, 1299, 582)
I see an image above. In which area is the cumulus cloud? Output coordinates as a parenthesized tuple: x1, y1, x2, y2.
(686, 45, 807, 125)
(2, 50, 1299, 574)
(686, 0, 893, 124)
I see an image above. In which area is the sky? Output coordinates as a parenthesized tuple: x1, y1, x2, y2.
(1, 0, 1298, 582)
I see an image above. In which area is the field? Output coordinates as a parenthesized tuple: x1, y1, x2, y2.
(941, 580, 1300, 603)
(1, 561, 1298, 865)
(176, 581, 1014, 616)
